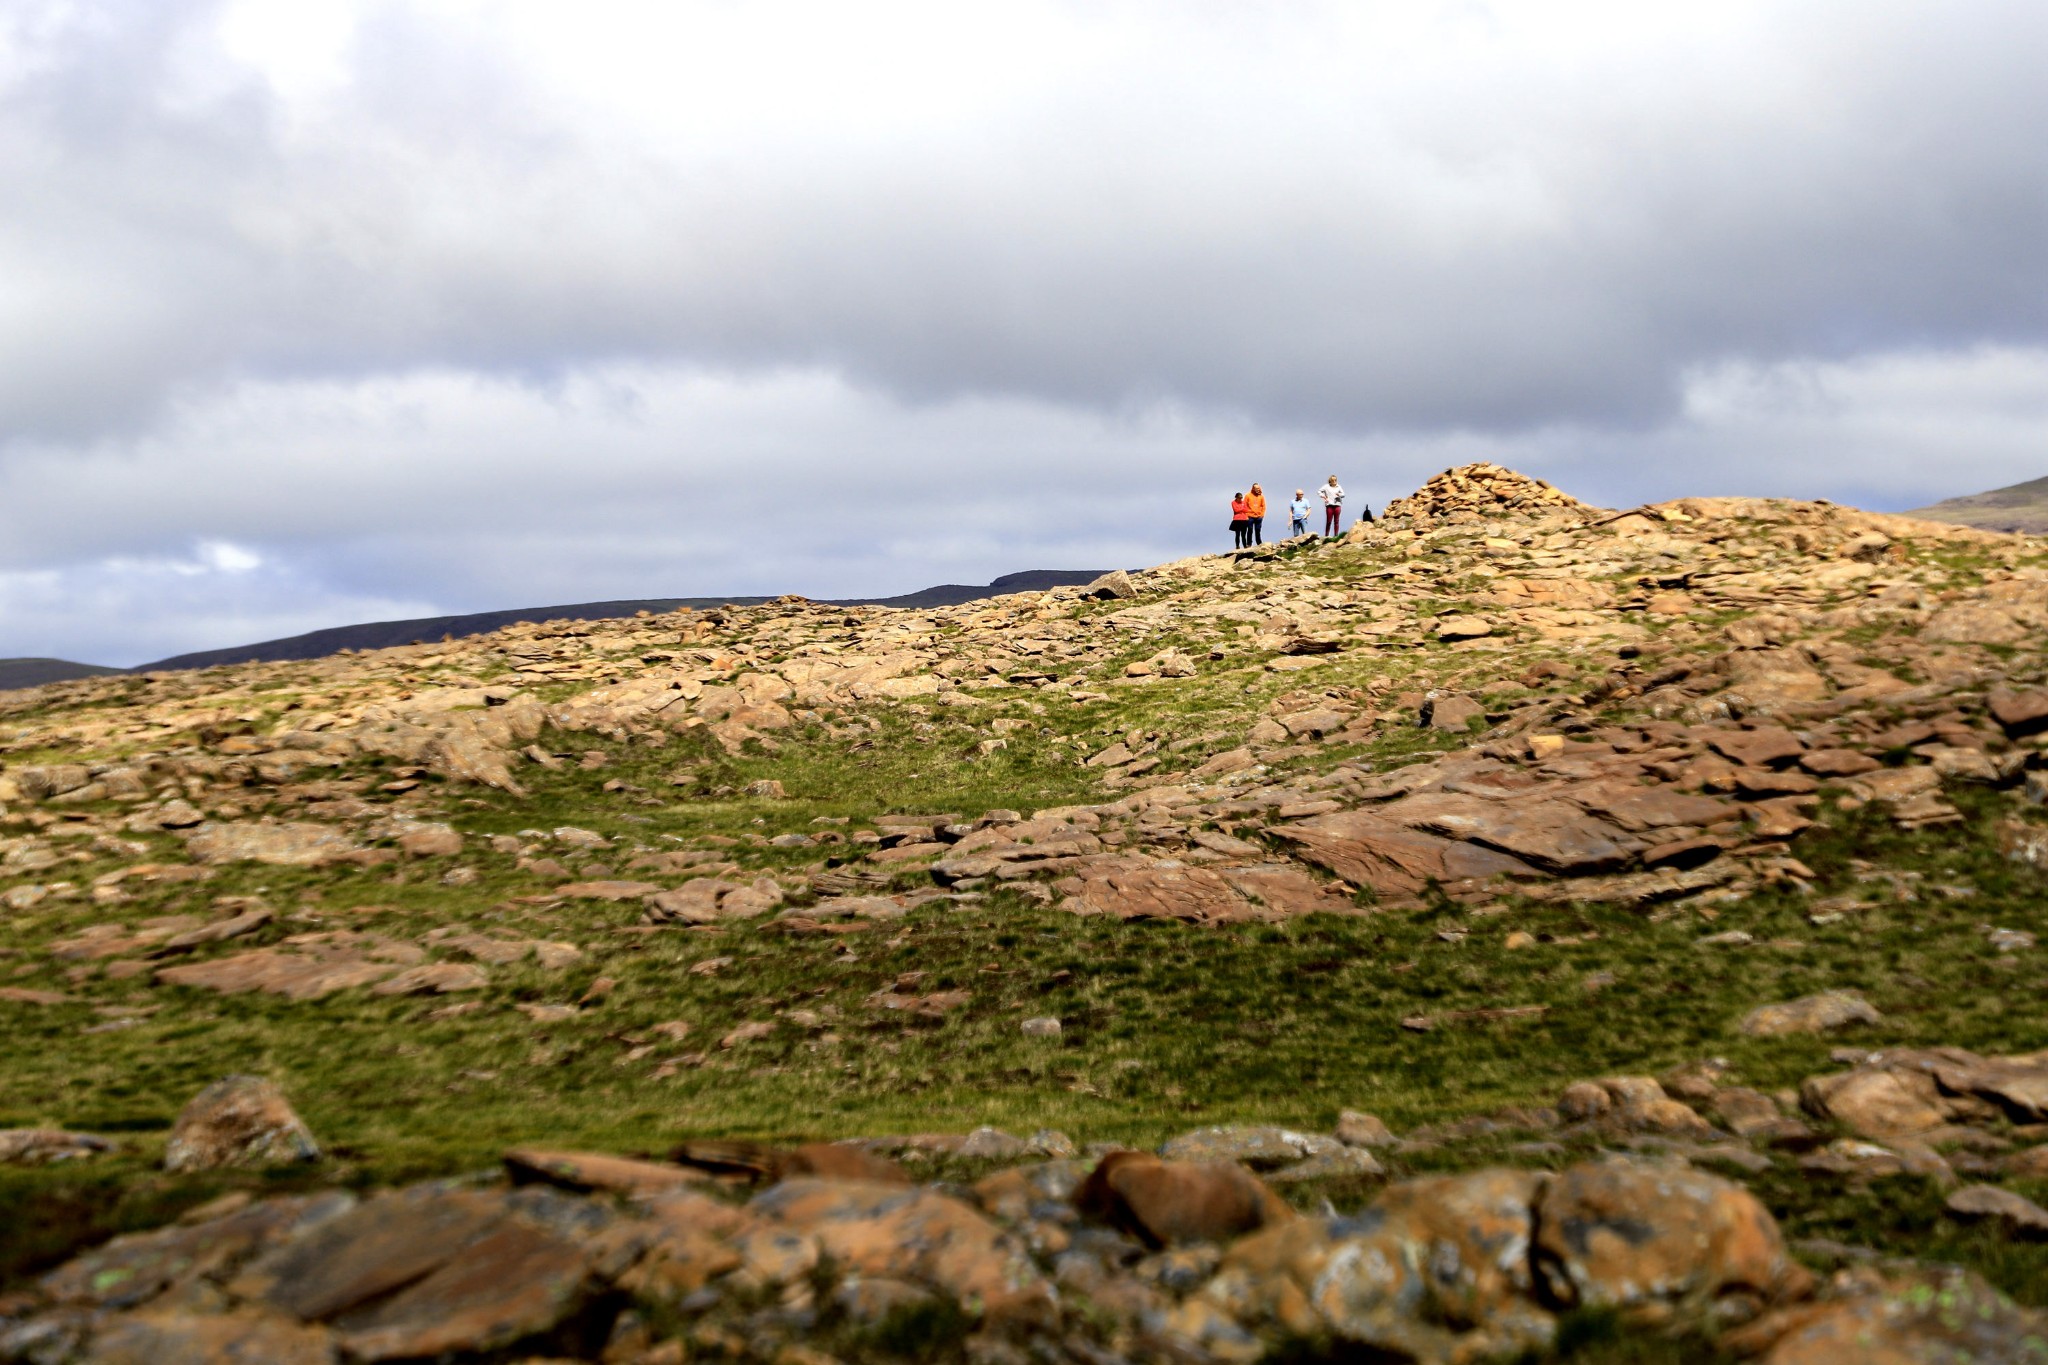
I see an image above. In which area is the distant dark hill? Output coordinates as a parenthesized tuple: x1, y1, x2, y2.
(857, 569, 1107, 609)
(0, 658, 126, 691)
(0, 571, 1109, 687)
(136, 598, 764, 673)
(1909, 474, 2048, 535)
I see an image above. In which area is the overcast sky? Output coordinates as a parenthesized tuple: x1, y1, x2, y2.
(3, 0, 2045, 665)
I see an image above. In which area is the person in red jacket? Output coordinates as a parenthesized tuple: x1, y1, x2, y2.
(1245, 484, 1267, 545)
(1229, 492, 1250, 548)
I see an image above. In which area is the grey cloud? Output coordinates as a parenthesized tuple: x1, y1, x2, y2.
(5, 348, 2047, 663)
(2, 1, 2044, 447)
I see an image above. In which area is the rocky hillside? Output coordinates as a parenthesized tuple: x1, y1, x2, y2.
(3, 466, 2048, 1363)
(1910, 472, 2048, 536)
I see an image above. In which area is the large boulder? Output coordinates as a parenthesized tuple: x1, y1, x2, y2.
(1533, 1158, 1811, 1317)
(1201, 1167, 1553, 1361)
(750, 1178, 1052, 1324)
(1075, 1151, 1294, 1248)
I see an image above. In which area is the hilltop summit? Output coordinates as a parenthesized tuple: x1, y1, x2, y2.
(1379, 460, 1595, 522)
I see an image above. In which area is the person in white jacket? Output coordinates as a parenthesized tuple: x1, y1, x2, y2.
(1319, 476, 1344, 537)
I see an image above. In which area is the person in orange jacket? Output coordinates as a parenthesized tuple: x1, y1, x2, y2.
(1245, 483, 1267, 545)
(1229, 491, 1250, 548)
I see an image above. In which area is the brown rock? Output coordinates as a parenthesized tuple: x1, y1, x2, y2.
(1081, 569, 1136, 600)
(1922, 603, 2028, 645)
(782, 1143, 913, 1184)
(231, 1189, 504, 1320)
(1741, 990, 1882, 1037)
(84, 1311, 337, 1364)
(370, 962, 487, 996)
(1425, 694, 1485, 730)
(1075, 1151, 1294, 1248)
(1055, 854, 1276, 924)
(396, 823, 462, 857)
(1944, 1184, 2048, 1239)
(1335, 1111, 1396, 1148)
(1926, 1052, 2048, 1123)
(752, 1178, 1052, 1322)
(163, 1076, 320, 1173)
(1749, 1267, 2048, 1364)
(1217, 863, 1360, 917)
(156, 948, 397, 1002)
(1159, 1125, 1342, 1169)
(1988, 688, 2048, 737)
(1275, 810, 1535, 901)
(1797, 1136, 1953, 1182)
(1382, 790, 1634, 874)
(1534, 1158, 1810, 1313)
(504, 1148, 706, 1195)
(38, 1193, 345, 1311)
(1276, 707, 1353, 739)
(186, 821, 362, 867)
(1801, 1067, 1955, 1140)
(1582, 1077, 1714, 1137)
(2003, 1145, 2048, 1180)
(333, 1219, 591, 1360)
(0, 1128, 115, 1164)
(1799, 748, 1881, 777)
(0, 987, 72, 1006)
(554, 879, 661, 900)
(1707, 727, 1806, 768)
(1201, 1167, 1552, 1361)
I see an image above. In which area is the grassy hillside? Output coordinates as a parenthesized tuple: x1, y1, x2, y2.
(3, 469, 2047, 1362)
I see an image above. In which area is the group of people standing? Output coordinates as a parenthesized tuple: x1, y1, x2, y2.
(1229, 476, 1362, 548)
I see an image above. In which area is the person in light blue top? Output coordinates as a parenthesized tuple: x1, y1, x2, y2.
(1289, 489, 1310, 538)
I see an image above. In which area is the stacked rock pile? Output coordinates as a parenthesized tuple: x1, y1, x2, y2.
(1379, 461, 1592, 522)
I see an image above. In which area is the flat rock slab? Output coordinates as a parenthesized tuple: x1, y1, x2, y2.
(1929, 1054, 2048, 1123)
(186, 822, 363, 867)
(1741, 991, 1882, 1037)
(505, 1148, 709, 1196)
(1159, 1125, 1341, 1170)
(1380, 791, 1635, 874)
(333, 1218, 592, 1361)
(157, 951, 397, 1002)
(1275, 810, 1535, 901)
(370, 962, 488, 996)
(84, 1311, 338, 1365)
(0, 1129, 115, 1165)
(233, 1189, 506, 1321)
(1568, 781, 1734, 832)
(43, 1193, 355, 1310)
(1945, 1185, 2048, 1239)
(1707, 728, 1806, 768)
(554, 880, 662, 900)
(1051, 855, 1278, 924)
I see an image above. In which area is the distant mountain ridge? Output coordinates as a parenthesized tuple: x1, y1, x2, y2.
(0, 658, 126, 691)
(0, 570, 1108, 692)
(1909, 474, 2048, 535)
